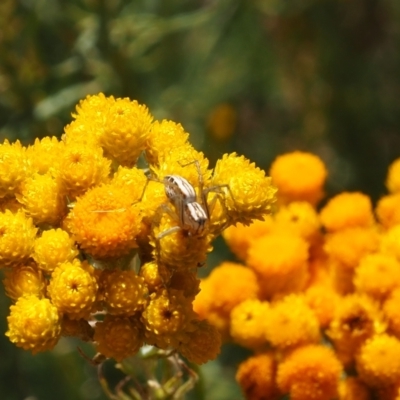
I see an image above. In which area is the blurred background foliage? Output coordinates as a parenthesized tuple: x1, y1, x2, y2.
(1, 0, 400, 398)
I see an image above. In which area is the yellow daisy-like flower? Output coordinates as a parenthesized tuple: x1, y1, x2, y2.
(0, 210, 37, 267)
(139, 261, 164, 293)
(145, 120, 190, 166)
(94, 315, 143, 362)
(27, 136, 64, 175)
(383, 287, 400, 339)
(236, 352, 279, 400)
(354, 253, 400, 300)
(247, 233, 309, 299)
(33, 228, 78, 273)
(178, 319, 221, 365)
(356, 334, 400, 387)
(17, 172, 67, 226)
(264, 294, 320, 349)
(320, 192, 375, 232)
(211, 152, 277, 225)
(230, 299, 270, 350)
(100, 270, 148, 316)
(67, 183, 141, 258)
(338, 377, 371, 400)
(111, 166, 148, 204)
(277, 344, 342, 400)
(100, 97, 153, 166)
(376, 193, 400, 229)
(57, 142, 111, 199)
(0, 196, 23, 213)
(386, 157, 400, 193)
(47, 260, 98, 320)
(269, 151, 327, 206)
(141, 288, 196, 349)
(6, 295, 61, 354)
(61, 315, 94, 341)
(222, 217, 274, 261)
(3, 263, 46, 300)
(0, 139, 32, 198)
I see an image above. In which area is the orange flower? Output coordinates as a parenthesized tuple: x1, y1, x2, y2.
(386, 157, 400, 193)
(375, 193, 400, 229)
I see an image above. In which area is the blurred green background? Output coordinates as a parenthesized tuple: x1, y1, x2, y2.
(1, 0, 400, 398)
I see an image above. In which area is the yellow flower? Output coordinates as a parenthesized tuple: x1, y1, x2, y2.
(222, 217, 274, 261)
(17, 172, 67, 226)
(139, 261, 164, 293)
(0, 210, 37, 267)
(100, 97, 153, 166)
(246, 233, 309, 299)
(277, 344, 342, 400)
(57, 142, 111, 199)
(383, 287, 400, 339)
(211, 153, 277, 225)
(3, 263, 46, 300)
(178, 319, 221, 365)
(264, 294, 320, 349)
(236, 352, 279, 400)
(354, 253, 400, 300)
(386, 157, 400, 193)
(269, 151, 327, 206)
(0, 139, 32, 198)
(380, 225, 400, 260)
(230, 299, 270, 350)
(94, 315, 143, 362)
(168, 269, 200, 300)
(100, 269, 148, 316)
(47, 259, 98, 320)
(6, 295, 61, 354)
(67, 183, 141, 258)
(320, 192, 374, 232)
(376, 193, 400, 229)
(111, 166, 148, 203)
(356, 334, 400, 387)
(33, 228, 78, 273)
(338, 377, 371, 400)
(145, 120, 190, 165)
(27, 136, 64, 175)
(141, 288, 195, 349)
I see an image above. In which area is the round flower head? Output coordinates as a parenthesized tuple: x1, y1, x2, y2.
(6, 295, 61, 354)
(376, 193, 400, 229)
(0, 139, 31, 198)
(17, 172, 67, 226)
(338, 377, 371, 400)
(47, 259, 98, 320)
(178, 319, 221, 365)
(0, 210, 37, 267)
(222, 216, 274, 261)
(356, 334, 400, 387)
(236, 352, 279, 400)
(141, 288, 196, 349)
(383, 287, 400, 338)
(111, 166, 148, 204)
(68, 183, 142, 258)
(145, 120, 190, 166)
(354, 253, 400, 300)
(57, 142, 111, 199)
(269, 151, 327, 206)
(3, 263, 46, 300)
(324, 227, 380, 269)
(386, 157, 400, 193)
(327, 294, 386, 367)
(247, 233, 309, 299)
(33, 228, 78, 273)
(230, 299, 270, 350)
(139, 261, 164, 293)
(380, 225, 400, 260)
(94, 315, 143, 362)
(100, 97, 153, 166)
(320, 192, 374, 232)
(27, 136, 64, 175)
(168, 270, 200, 300)
(277, 344, 342, 400)
(100, 269, 148, 316)
(264, 294, 320, 349)
(211, 153, 277, 226)
(61, 315, 94, 341)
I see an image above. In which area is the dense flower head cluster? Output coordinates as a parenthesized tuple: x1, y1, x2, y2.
(0, 93, 277, 368)
(192, 151, 400, 399)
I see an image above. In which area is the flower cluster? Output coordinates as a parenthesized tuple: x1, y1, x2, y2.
(0, 93, 277, 369)
(194, 150, 400, 400)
